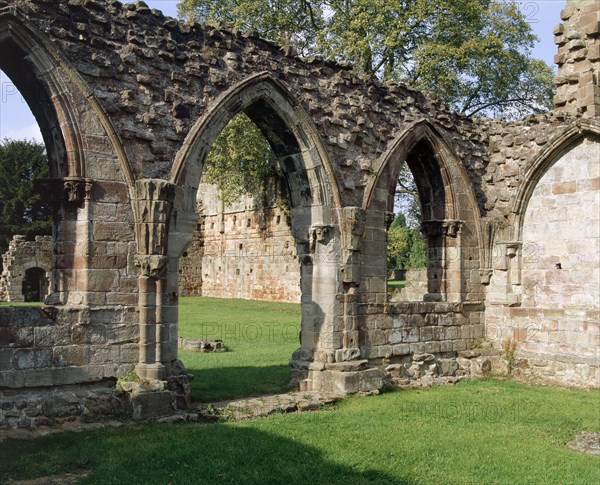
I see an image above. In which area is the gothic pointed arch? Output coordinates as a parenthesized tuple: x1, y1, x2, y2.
(362, 119, 484, 302)
(0, 6, 134, 185)
(511, 119, 600, 241)
(171, 71, 341, 209)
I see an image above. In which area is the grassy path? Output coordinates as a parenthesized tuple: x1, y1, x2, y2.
(1, 380, 598, 484)
(178, 296, 300, 402)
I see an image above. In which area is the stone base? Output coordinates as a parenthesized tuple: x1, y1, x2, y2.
(293, 365, 384, 395)
(0, 381, 127, 430)
(130, 389, 174, 421)
(510, 352, 600, 389)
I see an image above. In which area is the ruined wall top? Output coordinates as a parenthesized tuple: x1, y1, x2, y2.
(0, 0, 489, 209)
(554, 0, 600, 117)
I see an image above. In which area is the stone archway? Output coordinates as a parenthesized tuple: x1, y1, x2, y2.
(357, 120, 486, 368)
(131, 73, 344, 392)
(486, 122, 600, 386)
(0, 7, 136, 308)
(363, 120, 485, 304)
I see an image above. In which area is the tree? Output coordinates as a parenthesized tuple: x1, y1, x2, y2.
(387, 213, 426, 271)
(394, 162, 421, 229)
(0, 139, 52, 255)
(178, 0, 555, 117)
(202, 112, 283, 205)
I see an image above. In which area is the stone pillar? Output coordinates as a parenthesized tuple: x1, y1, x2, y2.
(421, 219, 463, 302)
(553, 0, 600, 117)
(337, 207, 366, 362)
(132, 179, 176, 381)
(34, 178, 92, 305)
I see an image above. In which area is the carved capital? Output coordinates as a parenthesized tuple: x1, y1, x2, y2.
(479, 269, 493, 285)
(134, 254, 169, 279)
(133, 179, 177, 256)
(34, 178, 91, 206)
(505, 242, 521, 258)
(309, 224, 333, 252)
(340, 207, 366, 251)
(64, 180, 82, 203)
(421, 219, 463, 237)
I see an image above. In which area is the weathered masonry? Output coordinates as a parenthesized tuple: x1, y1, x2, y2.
(0, 0, 598, 427)
(178, 183, 300, 302)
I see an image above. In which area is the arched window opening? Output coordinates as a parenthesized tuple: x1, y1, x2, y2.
(0, 67, 53, 304)
(387, 139, 450, 302)
(387, 161, 427, 300)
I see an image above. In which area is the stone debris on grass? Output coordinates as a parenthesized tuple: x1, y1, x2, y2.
(566, 431, 600, 456)
(178, 337, 227, 352)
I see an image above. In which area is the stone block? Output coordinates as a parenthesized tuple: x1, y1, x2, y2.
(332, 371, 360, 394)
(359, 368, 384, 391)
(34, 325, 71, 347)
(42, 393, 81, 418)
(53, 345, 90, 367)
(438, 358, 459, 377)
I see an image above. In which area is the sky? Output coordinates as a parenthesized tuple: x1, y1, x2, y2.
(0, 0, 565, 143)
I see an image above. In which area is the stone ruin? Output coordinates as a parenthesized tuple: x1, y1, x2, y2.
(0, 0, 598, 428)
(178, 183, 300, 302)
(0, 235, 53, 302)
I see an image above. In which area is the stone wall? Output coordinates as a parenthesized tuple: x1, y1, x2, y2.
(389, 269, 428, 302)
(554, 0, 600, 117)
(178, 184, 300, 302)
(0, 0, 598, 428)
(485, 134, 600, 387)
(0, 235, 54, 302)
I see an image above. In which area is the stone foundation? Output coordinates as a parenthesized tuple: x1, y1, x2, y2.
(0, 382, 127, 430)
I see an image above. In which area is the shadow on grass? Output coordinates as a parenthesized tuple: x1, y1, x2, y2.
(0, 424, 410, 485)
(186, 364, 294, 402)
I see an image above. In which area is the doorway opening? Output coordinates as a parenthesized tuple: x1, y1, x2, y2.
(177, 112, 302, 402)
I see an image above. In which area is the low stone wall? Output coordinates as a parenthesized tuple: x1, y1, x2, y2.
(359, 301, 485, 360)
(0, 382, 126, 430)
(0, 306, 137, 390)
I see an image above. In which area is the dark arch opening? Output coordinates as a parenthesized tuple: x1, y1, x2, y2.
(22, 267, 47, 302)
(387, 139, 449, 301)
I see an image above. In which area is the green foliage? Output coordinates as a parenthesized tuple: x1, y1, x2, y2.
(202, 113, 282, 205)
(1, 380, 598, 484)
(178, 0, 555, 117)
(0, 139, 52, 255)
(178, 0, 325, 55)
(387, 218, 426, 271)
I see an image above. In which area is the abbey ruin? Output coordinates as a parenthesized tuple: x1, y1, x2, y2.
(0, 0, 598, 428)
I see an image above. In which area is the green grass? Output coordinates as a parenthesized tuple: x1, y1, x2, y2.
(178, 296, 300, 402)
(1, 380, 598, 484)
(0, 301, 44, 306)
(387, 279, 407, 288)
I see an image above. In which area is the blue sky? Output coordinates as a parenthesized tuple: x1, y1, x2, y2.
(0, 0, 565, 143)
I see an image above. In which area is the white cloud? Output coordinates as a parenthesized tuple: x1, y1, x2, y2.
(1, 123, 44, 143)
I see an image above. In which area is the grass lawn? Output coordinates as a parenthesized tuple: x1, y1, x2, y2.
(387, 279, 407, 289)
(1, 379, 598, 484)
(0, 301, 44, 306)
(178, 296, 300, 402)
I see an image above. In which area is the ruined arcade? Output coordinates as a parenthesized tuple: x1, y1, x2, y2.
(0, 0, 598, 427)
